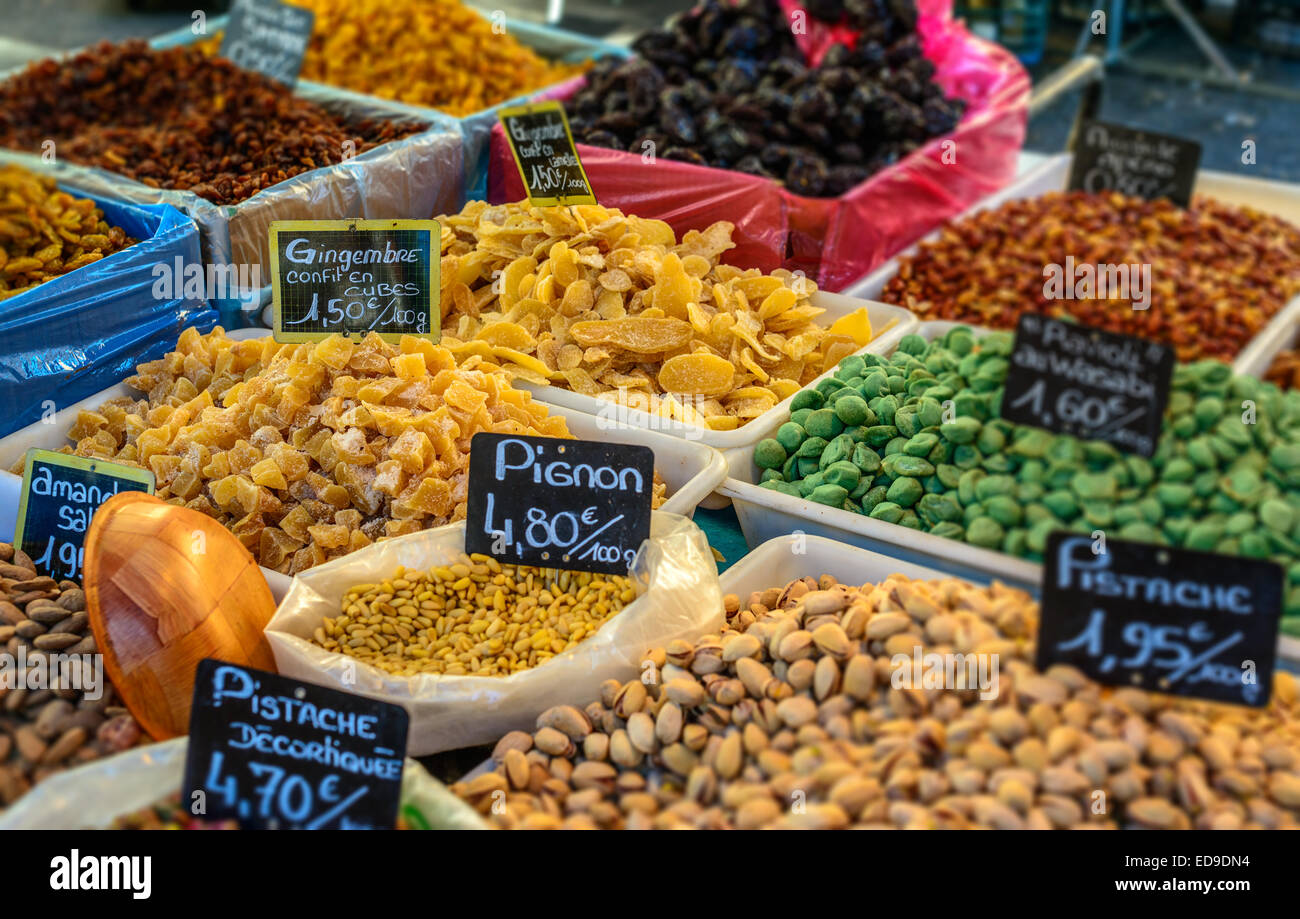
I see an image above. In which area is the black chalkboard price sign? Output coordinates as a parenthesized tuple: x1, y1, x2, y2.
(13, 449, 155, 582)
(1000, 315, 1174, 458)
(498, 101, 597, 207)
(270, 218, 440, 344)
(218, 0, 315, 87)
(1067, 119, 1202, 208)
(183, 660, 410, 829)
(1038, 533, 1282, 706)
(465, 433, 653, 575)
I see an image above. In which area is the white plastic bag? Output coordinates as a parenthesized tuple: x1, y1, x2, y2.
(265, 512, 723, 754)
(0, 738, 487, 830)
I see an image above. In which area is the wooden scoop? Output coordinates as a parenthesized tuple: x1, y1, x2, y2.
(84, 492, 278, 740)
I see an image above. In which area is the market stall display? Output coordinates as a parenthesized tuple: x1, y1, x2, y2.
(490, 0, 1030, 288)
(38, 327, 623, 574)
(0, 44, 464, 318)
(0, 42, 418, 207)
(437, 200, 898, 432)
(736, 325, 1300, 631)
(0, 541, 143, 810)
(454, 556, 1300, 829)
(877, 191, 1300, 363)
(568, 0, 963, 194)
(266, 515, 722, 754)
(266, 0, 589, 118)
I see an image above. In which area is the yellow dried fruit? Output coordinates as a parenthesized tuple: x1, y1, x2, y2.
(434, 200, 897, 429)
(658, 353, 735, 397)
(36, 327, 667, 574)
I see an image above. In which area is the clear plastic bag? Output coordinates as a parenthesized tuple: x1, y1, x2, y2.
(265, 513, 723, 755)
(0, 737, 487, 830)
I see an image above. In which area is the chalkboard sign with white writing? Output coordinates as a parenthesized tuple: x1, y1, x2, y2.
(498, 101, 597, 207)
(184, 660, 410, 829)
(270, 219, 440, 343)
(219, 0, 314, 87)
(1000, 315, 1173, 458)
(465, 433, 653, 575)
(1067, 119, 1201, 208)
(14, 449, 155, 582)
(1038, 532, 1282, 706)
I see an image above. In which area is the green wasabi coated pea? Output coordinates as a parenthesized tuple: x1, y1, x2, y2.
(790, 389, 824, 412)
(1042, 489, 1077, 519)
(1155, 482, 1193, 509)
(754, 439, 787, 470)
(864, 425, 898, 447)
(824, 461, 861, 490)
(1118, 522, 1164, 543)
(819, 434, 854, 469)
(917, 492, 963, 525)
(860, 371, 891, 398)
(1261, 498, 1295, 532)
(775, 422, 806, 454)
(873, 394, 900, 425)
(985, 495, 1021, 527)
(860, 485, 888, 513)
(760, 480, 801, 498)
(974, 474, 1015, 502)
(869, 501, 904, 523)
(976, 425, 1006, 456)
(967, 516, 1004, 548)
(852, 443, 882, 474)
(809, 484, 849, 507)
(770, 329, 1300, 589)
(836, 355, 867, 379)
(805, 408, 844, 440)
(884, 454, 935, 478)
(903, 432, 939, 457)
(834, 395, 870, 426)
(897, 333, 928, 356)
(815, 377, 847, 397)
(886, 476, 923, 507)
(931, 521, 965, 540)
(940, 417, 981, 444)
(1272, 443, 1300, 470)
(1225, 512, 1255, 535)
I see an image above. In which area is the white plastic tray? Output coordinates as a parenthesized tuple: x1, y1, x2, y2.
(0, 331, 728, 602)
(719, 532, 953, 597)
(843, 152, 1300, 381)
(720, 321, 1034, 587)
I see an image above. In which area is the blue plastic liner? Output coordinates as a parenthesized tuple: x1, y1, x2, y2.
(0, 189, 215, 438)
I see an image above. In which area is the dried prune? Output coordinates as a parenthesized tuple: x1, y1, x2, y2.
(564, 0, 962, 197)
